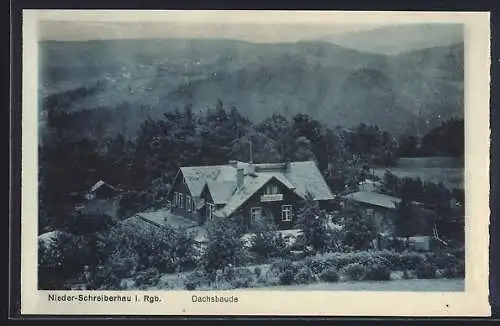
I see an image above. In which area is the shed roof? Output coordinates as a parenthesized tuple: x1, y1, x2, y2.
(344, 191, 402, 209)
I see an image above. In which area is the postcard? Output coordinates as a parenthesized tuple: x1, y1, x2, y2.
(21, 9, 491, 316)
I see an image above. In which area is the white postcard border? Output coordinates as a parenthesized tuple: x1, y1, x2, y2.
(21, 10, 491, 316)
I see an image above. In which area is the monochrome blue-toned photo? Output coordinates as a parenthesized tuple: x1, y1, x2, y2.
(37, 18, 465, 292)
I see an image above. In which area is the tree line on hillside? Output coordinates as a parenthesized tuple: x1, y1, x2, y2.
(380, 171, 465, 243)
(39, 95, 462, 234)
(398, 118, 464, 157)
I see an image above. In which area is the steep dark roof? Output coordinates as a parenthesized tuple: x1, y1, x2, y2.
(179, 161, 334, 216)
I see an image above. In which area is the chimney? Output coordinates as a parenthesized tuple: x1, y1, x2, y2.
(237, 167, 244, 188)
(248, 163, 256, 176)
(285, 161, 291, 171)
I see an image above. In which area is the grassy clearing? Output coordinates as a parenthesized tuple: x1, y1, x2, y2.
(373, 156, 464, 189)
(244, 278, 465, 292)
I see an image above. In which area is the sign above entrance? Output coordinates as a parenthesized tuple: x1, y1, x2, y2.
(260, 194, 283, 202)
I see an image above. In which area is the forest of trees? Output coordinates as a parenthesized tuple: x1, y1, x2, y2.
(38, 93, 463, 234)
(397, 118, 464, 158)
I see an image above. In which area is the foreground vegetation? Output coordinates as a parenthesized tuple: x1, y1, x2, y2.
(39, 197, 465, 291)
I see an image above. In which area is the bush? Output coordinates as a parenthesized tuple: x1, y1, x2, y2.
(230, 268, 255, 289)
(399, 252, 427, 270)
(341, 205, 378, 251)
(184, 269, 209, 290)
(318, 251, 390, 271)
(103, 219, 198, 275)
(319, 267, 340, 283)
(294, 266, 316, 285)
(133, 268, 161, 288)
(415, 262, 437, 279)
(104, 248, 140, 279)
(376, 250, 402, 269)
(202, 218, 246, 272)
(341, 263, 368, 281)
(426, 252, 460, 270)
(442, 267, 460, 278)
(249, 216, 288, 260)
(365, 264, 392, 281)
(254, 266, 262, 278)
(294, 199, 331, 253)
(402, 270, 412, 279)
(269, 258, 297, 274)
(38, 231, 93, 290)
(278, 269, 296, 285)
(303, 256, 333, 275)
(92, 265, 124, 290)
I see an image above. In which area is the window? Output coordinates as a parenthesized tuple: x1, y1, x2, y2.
(186, 195, 192, 212)
(192, 198, 196, 212)
(265, 184, 279, 195)
(207, 203, 215, 220)
(281, 205, 293, 222)
(250, 207, 262, 224)
(366, 208, 374, 216)
(179, 193, 184, 208)
(173, 192, 178, 207)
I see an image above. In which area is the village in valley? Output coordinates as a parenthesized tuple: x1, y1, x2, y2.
(38, 22, 466, 292)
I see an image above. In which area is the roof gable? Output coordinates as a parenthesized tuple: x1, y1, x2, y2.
(204, 180, 237, 205)
(177, 160, 334, 213)
(218, 175, 296, 217)
(180, 164, 239, 198)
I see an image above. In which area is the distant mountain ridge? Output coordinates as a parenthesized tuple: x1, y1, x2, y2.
(321, 23, 463, 55)
(39, 38, 464, 139)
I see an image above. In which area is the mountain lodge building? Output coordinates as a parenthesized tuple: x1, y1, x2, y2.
(167, 160, 334, 230)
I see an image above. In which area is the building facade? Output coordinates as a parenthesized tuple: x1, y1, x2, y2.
(167, 160, 335, 230)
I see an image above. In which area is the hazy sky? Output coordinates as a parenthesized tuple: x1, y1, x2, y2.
(34, 10, 470, 43)
(38, 21, 387, 43)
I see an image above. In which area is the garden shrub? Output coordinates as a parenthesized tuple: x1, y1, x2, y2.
(278, 270, 296, 285)
(92, 265, 124, 290)
(184, 269, 210, 290)
(202, 218, 246, 272)
(249, 217, 289, 260)
(415, 262, 437, 279)
(442, 267, 459, 278)
(294, 266, 316, 285)
(426, 252, 460, 270)
(104, 248, 140, 279)
(230, 268, 256, 289)
(399, 251, 427, 270)
(133, 268, 161, 288)
(402, 270, 412, 279)
(38, 231, 102, 290)
(341, 263, 368, 281)
(365, 264, 392, 281)
(269, 258, 297, 274)
(303, 256, 333, 275)
(319, 267, 340, 283)
(376, 250, 402, 270)
(103, 219, 198, 276)
(447, 247, 465, 260)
